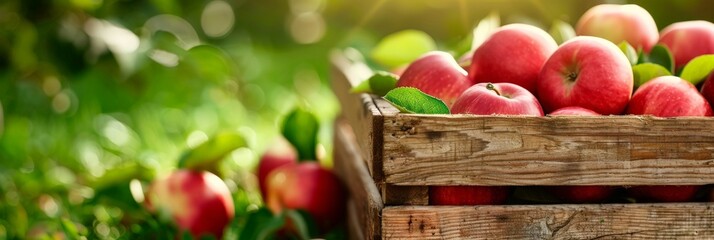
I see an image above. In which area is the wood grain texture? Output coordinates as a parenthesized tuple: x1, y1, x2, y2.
(381, 184, 428, 206)
(333, 119, 384, 240)
(382, 203, 714, 239)
(330, 51, 385, 182)
(382, 114, 714, 186)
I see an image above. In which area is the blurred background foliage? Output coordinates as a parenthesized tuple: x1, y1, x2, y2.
(1, 0, 713, 238)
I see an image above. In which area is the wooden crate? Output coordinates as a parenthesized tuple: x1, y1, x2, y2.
(330, 50, 714, 239)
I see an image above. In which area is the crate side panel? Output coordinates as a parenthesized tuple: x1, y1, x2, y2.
(382, 115, 714, 186)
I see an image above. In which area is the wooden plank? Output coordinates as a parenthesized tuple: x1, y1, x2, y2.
(330, 50, 385, 182)
(382, 203, 714, 239)
(381, 184, 428, 206)
(382, 114, 714, 186)
(333, 119, 384, 240)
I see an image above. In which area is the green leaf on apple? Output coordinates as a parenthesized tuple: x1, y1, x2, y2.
(384, 87, 450, 114)
(282, 107, 320, 161)
(239, 208, 286, 240)
(371, 30, 437, 68)
(549, 20, 576, 45)
(178, 131, 248, 172)
(680, 54, 714, 85)
(632, 63, 672, 87)
(471, 11, 500, 51)
(351, 71, 398, 96)
(646, 44, 675, 73)
(618, 42, 638, 66)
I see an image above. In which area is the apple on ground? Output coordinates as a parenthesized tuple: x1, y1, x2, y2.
(626, 76, 712, 117)
(468, 24, 558, 94)
(146, 170, 234, 239)
(576, 4, 659, 52)
(626, 76, 710, 202)
(257, 136, 298, 200)
(658, 21, 714, 69)
(545, 106, 614, 203)
(265, 162, 347, 233)
(430, 82, 540, 205)
(537, 36, 633, 115)
(396, 51, 473, 107)
(451, 82, 543, 116)
(699, 72, 714, 107)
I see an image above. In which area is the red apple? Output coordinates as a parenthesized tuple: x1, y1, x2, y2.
(257, 137, 298, 200)
(429, 186, 509, 205)
(546, 108, 614, 203)
(576, 4, 659, 52)
(548, 106, 600, 116)
(658, 21, 714, 69)
(266, 162, 347, 233)
(469, 24, 558, 94)
(396, 51, 473, 107)
(626, 76, 713, 117)
(146, 170, 234, 239)
(628, 185, 701, 203)
(451, 82, 544, 116)
(700, 72, 714, 107)
(537, 36, 633, 115)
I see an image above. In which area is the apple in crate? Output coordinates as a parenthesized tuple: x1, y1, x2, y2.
(546, 107, 615, 203)
(700, 72, 714, 107)
(537, 36, 633, 115)
(146, 170, 234, 239)
(626, 76, 711, 202)
(396, 51, 472, 107)
(658, 21, 714, 69)
(469, 24, 558, 94)
(265, 162, 347, 233)
(576, 4, 659, 52)
(257, 136, 298, 199)
(430, 83, 541, 205)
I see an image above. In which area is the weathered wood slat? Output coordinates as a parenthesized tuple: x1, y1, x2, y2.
(333, 119, 384, 240)
(330, 51, 386, 182)
(382, 204, 714, 239)
(382, 114, 714, 186)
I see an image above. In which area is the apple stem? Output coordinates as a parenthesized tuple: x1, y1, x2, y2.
(486, 83, 501, 96)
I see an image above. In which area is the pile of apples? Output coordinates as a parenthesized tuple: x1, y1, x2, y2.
(391, 4, 714, 205)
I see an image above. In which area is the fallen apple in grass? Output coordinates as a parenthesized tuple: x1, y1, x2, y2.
(469, 23, 558, 94)
(257, 136, 298, 200)
(265, 162, 347, 233)
(576, 4, 659, 52)
(396, 51, 473, 107)
(146, 170, 234, 239)
(537, 36, 633, 115)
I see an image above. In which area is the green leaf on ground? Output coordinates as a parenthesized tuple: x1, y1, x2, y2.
(383, 87, 449, 114)
(550, 20, 576, 45)
(632, 63, 672, 87)
(178, 132, 248, 172)
(239, 208, 286, 240)
(680, 54, 714, 85)
(618, 42, 638, 66)
(371, 30, 436, 68)
(282, 107, 320, 161)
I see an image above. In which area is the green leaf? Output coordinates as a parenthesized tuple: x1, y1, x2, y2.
(282, 107, 319, 161)
(632, 63, 672, 87)
(239, 208, 286, 240)
(647, 44, 675, 73)
(471, 12, 500, 51)
(618, 42, 638, 66)
(60, 219, 81, 240)
(178, 132, 248, 172)
(550, 20, 576, 45)
(383, 87, 449, 114)
(284, 210, 318, 240)
(371, 30, 436, 68)
(351, 71, 399, 96)
(680, 54, 714, 85)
